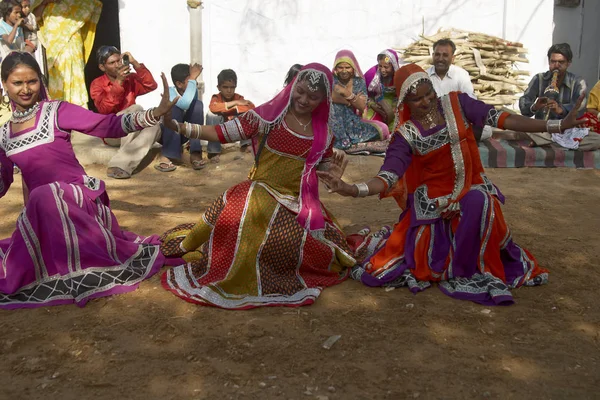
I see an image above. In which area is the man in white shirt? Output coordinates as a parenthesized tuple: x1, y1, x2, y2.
(427, 39, 492, 141)
(427, 39, 475, 98)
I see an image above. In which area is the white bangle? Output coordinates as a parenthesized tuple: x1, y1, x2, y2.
(354, 182, 370, 198)
(192, 124, 202, 139)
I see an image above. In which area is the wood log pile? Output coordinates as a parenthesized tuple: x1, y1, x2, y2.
(397, 29, 530, 109)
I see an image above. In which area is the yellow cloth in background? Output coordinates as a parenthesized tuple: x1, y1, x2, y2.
(35, 0, 102, 108)
(0, 101, 11, 125)
(587, 81, 600, 112)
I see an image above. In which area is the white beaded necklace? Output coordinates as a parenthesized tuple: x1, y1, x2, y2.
(11, 103, 40, 124)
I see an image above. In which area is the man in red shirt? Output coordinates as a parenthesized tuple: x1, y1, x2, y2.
(90, 45, 161, 179)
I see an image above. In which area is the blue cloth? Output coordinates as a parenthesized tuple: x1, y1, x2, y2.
(331, 77, 381, 149)
(169, 81, 197, 111)
(0, 20, 24, 55)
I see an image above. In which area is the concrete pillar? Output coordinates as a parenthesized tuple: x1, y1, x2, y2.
(188, 0, 205, 102)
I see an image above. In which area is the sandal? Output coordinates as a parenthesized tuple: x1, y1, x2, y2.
(191, 159, 208, 170)
(154, 161, 177, 172)
(208, 154, 220, 164)
(107, 167, 131, 179)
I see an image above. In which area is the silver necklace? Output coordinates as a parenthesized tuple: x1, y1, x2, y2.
(420, 108, 438, 129)
(11, 103, 40, 124)
(290, 110, 312, 132)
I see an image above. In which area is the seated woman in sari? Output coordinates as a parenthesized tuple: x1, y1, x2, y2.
(363, 49, 400, 134)
(318, 64, 585, 306)
(330, 50, 389, 155)
(159, 64, 359, 310)
(0, 52, 176, 309)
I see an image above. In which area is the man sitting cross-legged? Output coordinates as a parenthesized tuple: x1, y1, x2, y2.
(90, 45, 161, 179)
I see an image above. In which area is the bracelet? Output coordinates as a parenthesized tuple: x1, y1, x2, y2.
(184, 123, 202, 140)
(354, 182, 370, 198)
(194, 124, 203, 139)
(171, 119, 180, 133)
(546, 119, 561, 134)
(345, 93, 357, 102)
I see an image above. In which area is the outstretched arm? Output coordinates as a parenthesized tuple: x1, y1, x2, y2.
(317, 132, 412, 198)
(503, 92, 587, 133)
(165, 108, 260, 144)
(60, 73, 178, 138)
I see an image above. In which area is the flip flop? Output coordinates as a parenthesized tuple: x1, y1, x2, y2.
(209, 155, 220, 164)
(154, 161, 177, 172)
(191, 159, 208, 170)
(107, 167, 131, 179)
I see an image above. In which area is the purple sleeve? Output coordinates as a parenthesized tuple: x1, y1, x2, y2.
(56, 102, 130, 139)
(457, 92, 494, 129)
(379, 132, 413, 178)
(364, 65, 377, 96)
(0, 149, 14, 198)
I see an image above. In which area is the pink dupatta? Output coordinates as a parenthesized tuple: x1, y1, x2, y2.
(246, 63, 334, 234)
(364, 49, 400, 101)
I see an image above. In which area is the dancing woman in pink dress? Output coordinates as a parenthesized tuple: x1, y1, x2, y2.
(0, 52, 176, 309)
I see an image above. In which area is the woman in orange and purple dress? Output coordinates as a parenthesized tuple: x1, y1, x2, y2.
(318, 64, 586, 305)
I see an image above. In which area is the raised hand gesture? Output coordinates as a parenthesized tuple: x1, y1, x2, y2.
(560, 92, 587, 131)
(316, 170, 356, 197)
(152, 72, 179, 119)
(189, 63, 203, 80)
(327, 149, 349, 180)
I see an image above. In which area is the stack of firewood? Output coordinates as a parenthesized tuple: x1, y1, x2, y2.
(397, 29, 530, 109)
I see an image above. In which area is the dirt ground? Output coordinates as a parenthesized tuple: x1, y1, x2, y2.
(1, 149, 599, 400)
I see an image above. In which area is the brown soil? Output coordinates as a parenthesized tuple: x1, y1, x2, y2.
(1, 150, 599, 400)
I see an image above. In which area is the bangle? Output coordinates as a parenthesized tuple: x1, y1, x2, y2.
(546, 119, 561, 133)
(184, 123, 202, 139)
(345, 93, 357, 102)
(354, 182, 370, 198)
(171, 120, 180, 133)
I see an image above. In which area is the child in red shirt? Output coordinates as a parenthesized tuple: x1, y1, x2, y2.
(207, 69, 255, 162)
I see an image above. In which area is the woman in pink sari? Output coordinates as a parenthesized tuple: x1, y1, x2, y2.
(331, 49, 390, 156)
(364, 49, 401, 133)
(0, 52, 176, 309)
(159, 64, 360, 309)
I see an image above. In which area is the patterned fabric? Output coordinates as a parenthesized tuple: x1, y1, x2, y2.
(0, 99, 165, 309)
(478, 138, 600, 169)
(0, 102, 57, 156)
(331, 76, 388, 150)
(35, 0, 102, 107)
(364, 49, 400, 132)
(161, 118, 356, 309)
(354, 90, 548, 306)
(344, 139, 390, 157)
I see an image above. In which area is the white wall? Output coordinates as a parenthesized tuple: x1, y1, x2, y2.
(121, 0, 554, 109)
(117, 0, 191, 109)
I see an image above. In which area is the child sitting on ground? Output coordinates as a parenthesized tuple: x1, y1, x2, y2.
(0, 0, 25, 57)
(156, 62, 207, 172)
(207, 69, 255, 162)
